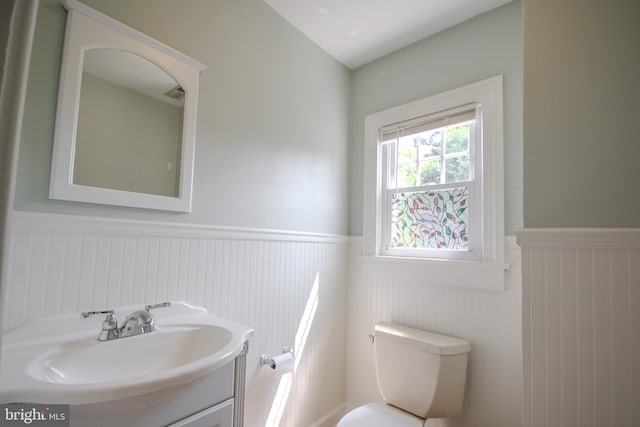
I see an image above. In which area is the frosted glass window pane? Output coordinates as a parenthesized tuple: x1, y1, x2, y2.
(391, 187, 469, 250)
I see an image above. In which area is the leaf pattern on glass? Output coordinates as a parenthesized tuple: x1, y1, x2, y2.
(391, 187, 469, 250)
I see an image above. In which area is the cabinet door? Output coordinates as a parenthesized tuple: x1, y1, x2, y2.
(168, 398, 233, 427)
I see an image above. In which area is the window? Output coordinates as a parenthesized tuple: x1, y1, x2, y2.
(380, 106, 479, 260)
(363, 76, 505, 272)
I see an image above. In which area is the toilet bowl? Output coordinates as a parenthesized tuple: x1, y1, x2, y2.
(338, 403, 423, 427)
(338, 322, 471, 427)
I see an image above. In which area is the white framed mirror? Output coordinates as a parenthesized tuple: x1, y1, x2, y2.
(50, 0, 206, 212)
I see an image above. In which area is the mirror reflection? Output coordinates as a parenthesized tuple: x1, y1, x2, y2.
(74, 48, 184, 197)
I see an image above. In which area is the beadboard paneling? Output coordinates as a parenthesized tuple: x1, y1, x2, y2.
(4, 211, 349, 427)
(518, 229, 640, 427)
(345, 237, 522, 427)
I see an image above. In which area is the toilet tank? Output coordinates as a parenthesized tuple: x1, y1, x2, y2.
(374, 322, 471, 419)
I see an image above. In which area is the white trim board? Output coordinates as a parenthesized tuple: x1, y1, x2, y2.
(351, 235, 517, 291)
(516, 227, 640, 248)
(307, 404, 347, 427)
(11, 211, 349, 245)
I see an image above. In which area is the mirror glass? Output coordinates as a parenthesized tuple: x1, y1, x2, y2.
(75, 48, 184, 197)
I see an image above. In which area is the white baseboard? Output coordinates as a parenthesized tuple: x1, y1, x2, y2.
(308, 404, 347, 427)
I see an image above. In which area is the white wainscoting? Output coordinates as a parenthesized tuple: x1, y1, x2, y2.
(4, 211, 349, 427)
(518, 229, 640, 427)
(345, 236, 523, 427)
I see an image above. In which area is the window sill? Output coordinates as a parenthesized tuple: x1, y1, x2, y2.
(356, 255, 509, 291)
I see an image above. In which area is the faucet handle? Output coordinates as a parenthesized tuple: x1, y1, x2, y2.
(81, 309, 114, 319)
(81, 310, 119, 341)
(144, 301, 171, 311)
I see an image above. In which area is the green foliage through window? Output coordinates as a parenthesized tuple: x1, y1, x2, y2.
(395, 122, 471, 189)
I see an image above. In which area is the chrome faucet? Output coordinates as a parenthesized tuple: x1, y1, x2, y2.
(82, 302, 171, 341)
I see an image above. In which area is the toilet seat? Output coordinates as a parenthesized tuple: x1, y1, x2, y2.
(337, 403, 424, 427)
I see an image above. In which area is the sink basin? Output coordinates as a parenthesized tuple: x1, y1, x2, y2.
(28, 324, 232, 385)
(0, 302, 253, 405)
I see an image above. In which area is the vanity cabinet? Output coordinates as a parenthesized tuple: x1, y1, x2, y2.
(70, 359, 243, 427)
(168, 398, 233, 427)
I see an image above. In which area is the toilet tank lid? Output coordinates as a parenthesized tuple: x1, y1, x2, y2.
(375, 322, 471, 355)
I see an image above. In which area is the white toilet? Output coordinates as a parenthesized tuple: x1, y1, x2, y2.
(338, 322, 471, 427)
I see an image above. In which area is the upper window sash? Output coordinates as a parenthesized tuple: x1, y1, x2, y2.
(383, 117, 477, 191)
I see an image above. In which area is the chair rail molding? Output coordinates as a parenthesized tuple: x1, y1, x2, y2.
(516, 227, 640, 248)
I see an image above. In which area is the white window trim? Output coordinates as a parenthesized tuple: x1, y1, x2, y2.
(362, 76, 507, 290)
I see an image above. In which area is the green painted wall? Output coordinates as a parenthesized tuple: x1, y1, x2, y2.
(523, 0, 640, 227)
(16, 0, 351, 234)
(17, 0, 639, 233)
(348, 1, 523, 235)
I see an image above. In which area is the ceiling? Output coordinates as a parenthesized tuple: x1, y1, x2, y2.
(264, 0, 513, 69)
